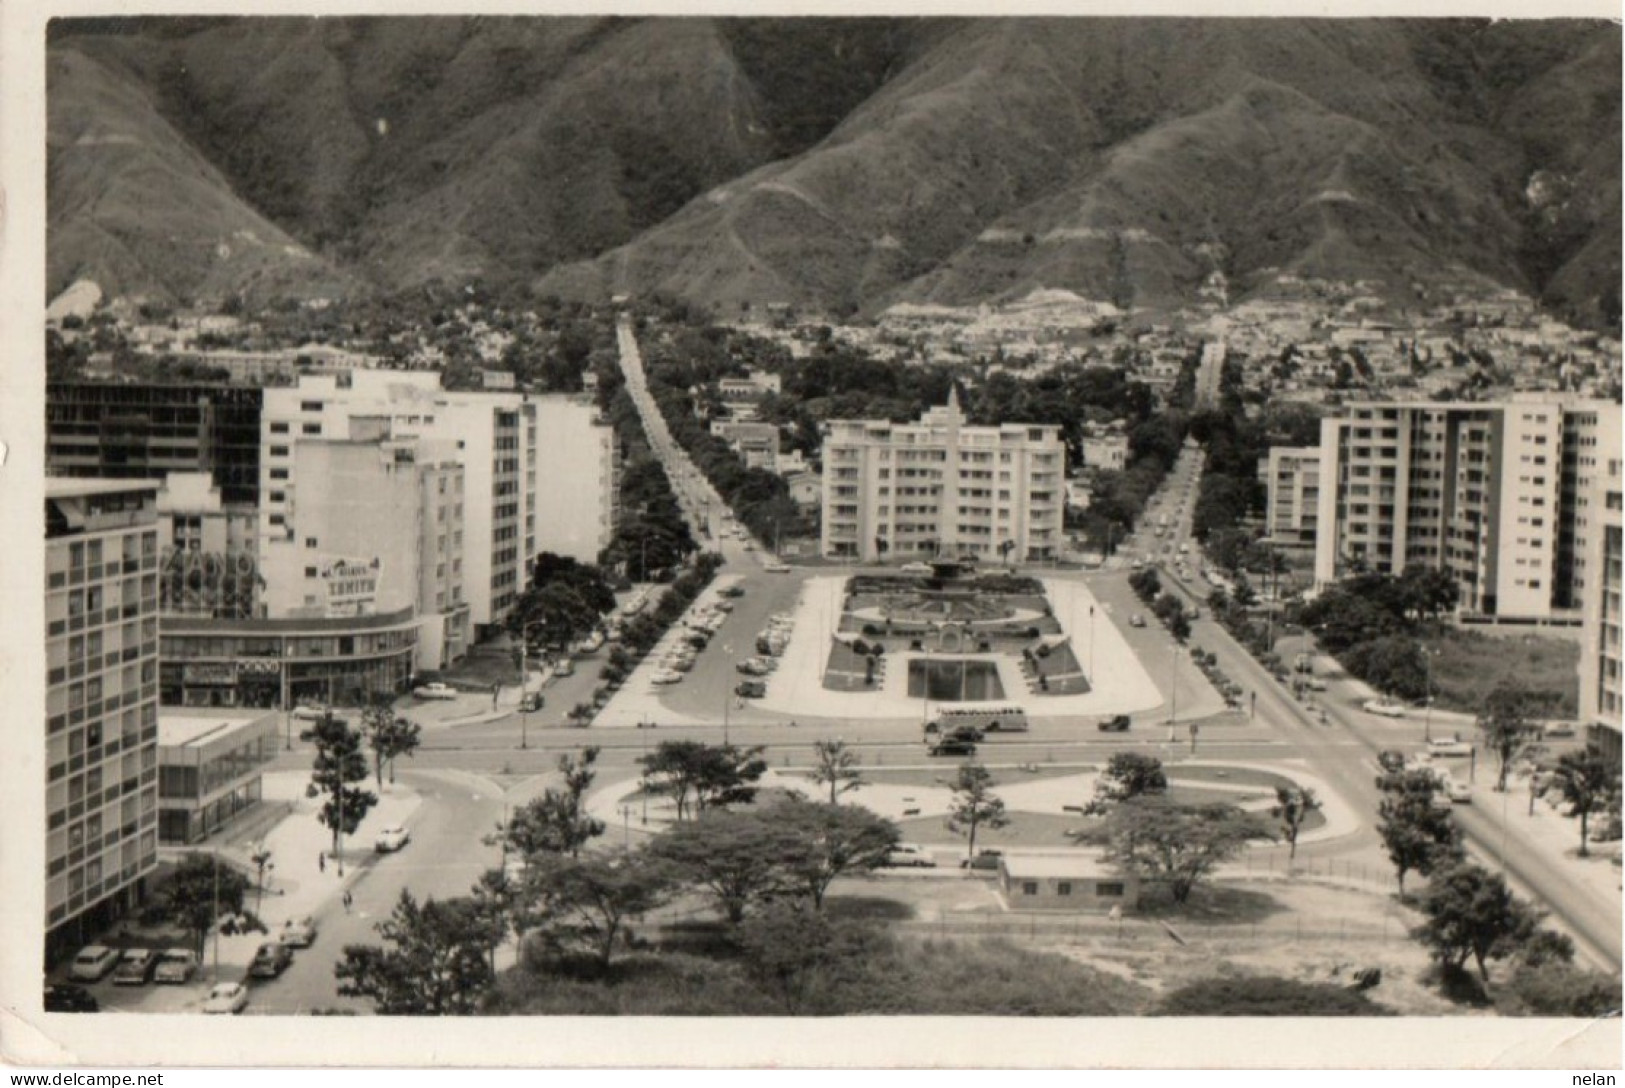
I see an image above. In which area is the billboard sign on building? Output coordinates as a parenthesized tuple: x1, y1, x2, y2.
(320, 556, 383, 616)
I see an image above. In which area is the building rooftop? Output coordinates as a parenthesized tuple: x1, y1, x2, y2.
(998, 853, 1123, 879)
(159, 709, 276, 749)
(45, 477, 161, 499)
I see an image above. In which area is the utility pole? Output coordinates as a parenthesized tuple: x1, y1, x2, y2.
(211, 848, 221, 981)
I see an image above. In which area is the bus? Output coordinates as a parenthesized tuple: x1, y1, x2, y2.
(925, 705, 1030, 736)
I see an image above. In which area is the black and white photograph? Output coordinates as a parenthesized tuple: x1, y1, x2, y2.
(3, 2, 1622, 1074)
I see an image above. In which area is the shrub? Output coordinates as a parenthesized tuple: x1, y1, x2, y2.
(1496, 962, 1621, 1017)
(851, 639, 869, 656)
(1154, 977, 1394, 1016)
(862, 623, 881, 637)
(1024, 627, 1042, 640)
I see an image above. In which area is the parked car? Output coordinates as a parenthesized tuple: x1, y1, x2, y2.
(111, 948, 158, 986)
(519, 692, 545, 713)
(1362, 699, 1408, 718)
(412, 682, 458, 700)
(763, 561, 791, 574)
(1541, 721, 1577, 738)
(650, 669, 685, 685)
(43, 984, 98, 1012)
(1303, 677, 1327, 692)
(884, 843, 937, 868)
(1129, 614, 1147, 628)
(248, 941, 293, 979)
(552, 659, 575, 678)
(928, 738, 977, 757)
(203, 981, 249, 1014)
(1427, 737, 1474, 758)
(279, 916, 318, 948)
(900, 562, 933, 575)
(1096, 714, 1132, 733)
(735, 680, 767, 699)
(68, 945, 120, 982)
(960, 849, 1004, 871)
(720, 585, 746, 598)
(291, 704, 332, 721)
(1446, 779, 1473, 804)
(375, 825, 411, 852)
(153, 949, 199, 984)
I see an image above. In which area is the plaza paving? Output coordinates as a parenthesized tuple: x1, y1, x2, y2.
(594, 572, 1217, 728)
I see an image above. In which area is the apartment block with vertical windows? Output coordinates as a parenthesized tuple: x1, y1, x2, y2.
(821, 390, 1065, 562)
(45, 479, 163, 964)
(1579, 449, 1622, 766)
(1314, 395, 1617, 622)
(1263, 446, 1321, 545)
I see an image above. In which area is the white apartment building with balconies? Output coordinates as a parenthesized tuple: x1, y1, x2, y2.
(1314, 394, 1620, 622)
(1263, 446, 1322, 546)
(1579, 447, 1622, 765)
(532, 394, 618, 564)
(821, 390, 1065, 562)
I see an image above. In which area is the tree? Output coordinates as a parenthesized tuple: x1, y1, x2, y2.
(1085, 752, 1168, 814)
(1475, 682, 1544, 793)
(519, 849, 677, 971)
(638, 741, 767, 820)
(1271, 785, 1320, 862)
(649, 809, 799, 924)
(301, 712, 378, 867)
(489, 747, 607, 861)
(162, 852, 250, 958)
(248, 843, 274, 917)
(734, 899, 878, 1014)
(1128, 567, 1162, 603)
(334, 890, 497, 1014)
(810, 739, 864, 804)
(1412, 863, 1543, 982)
(1376, 773, 1464, 896)
(946, 763, 1010, 860)
(1081, 799, 1264, 904)
(1543, 744, 1621, 858)
(766, 799, 900, 910)
(362, 693, 422, 788)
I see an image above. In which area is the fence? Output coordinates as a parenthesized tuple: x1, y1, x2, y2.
(894, 908, 1411, 949)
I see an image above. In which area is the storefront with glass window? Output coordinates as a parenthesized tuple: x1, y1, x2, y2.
(157, 709, 278, 844)
(159, 608, 418, 709)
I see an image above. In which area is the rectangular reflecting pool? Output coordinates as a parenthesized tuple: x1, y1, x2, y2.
(906, 657, 1007, 702)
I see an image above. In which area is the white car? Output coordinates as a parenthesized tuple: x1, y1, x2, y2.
(900, 562, 933, 575)
(68, 945, 120, 982)
(884, 843, 937, 869)
(1303, 677, 1328, 692)
(763, 562, 791, 574)
(552, 659, 575, 678)
(1541, 721, 1577, 738)
(291, 704, 332, 721)
(375, 825, 411, 852)
(1362, 700, 1408, 718)
(203, 981, 248, 1015)
(153, 949, 199, 984)
(651, 669, 684, 685)
(1427, 737, 1474, 758)
(412, 682, 458, 700)
(280, 916, 318, 948)
(1445, 779, 1473, 804)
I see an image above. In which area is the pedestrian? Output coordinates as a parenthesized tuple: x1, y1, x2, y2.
(318, 852, 325, 874)
(342, 890, 353, 913)
(492, 686, 500, 710)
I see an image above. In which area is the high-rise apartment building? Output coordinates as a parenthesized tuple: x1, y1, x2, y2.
(532, 394, 618, 563)
(1579, 448, 1622, 766)
(1263, 446, 1322, 545)
(821, 391, 1065, 562)
(261, 372, 535, 636)
(45, 479, 162, 962)
(1314, 395, 1618, 621)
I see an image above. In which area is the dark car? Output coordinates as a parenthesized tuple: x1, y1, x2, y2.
(1377, 749, 1407, 774)
(735, 679, 766, 698)
(959, 849, 1004, 872)
(928, 738, 977, 757)
(1097, 715, 1132, 733)
(720, 586, 746, 599)
(248, 941, 293, 980)
(44, 984, 99, 1013)
(519, 692, 544, 713)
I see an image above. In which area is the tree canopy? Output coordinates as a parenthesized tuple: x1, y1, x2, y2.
(335, 890, 499, 1014)
(1079, 798, 1266, 903)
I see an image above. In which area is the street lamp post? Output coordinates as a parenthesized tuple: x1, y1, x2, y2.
(1088, 604, 1095, 682)
(1422, 648, 1436, 744)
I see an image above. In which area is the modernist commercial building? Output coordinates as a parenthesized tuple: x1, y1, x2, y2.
(45, 479, 163, 962)
(822, 391, 1066, 562)
(1579, 449, 1622, 765)
(1263, 446, 1322, 546)
(532, 394, 619, 564)
(261, 372, 535, 636)
(157, 709, 279, 844)
(1313, 395, 1621, 621)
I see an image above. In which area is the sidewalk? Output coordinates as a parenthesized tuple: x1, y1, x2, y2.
(206, 771, 423, 975)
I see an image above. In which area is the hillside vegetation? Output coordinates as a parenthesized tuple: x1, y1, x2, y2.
(47, 17, 1620, 328)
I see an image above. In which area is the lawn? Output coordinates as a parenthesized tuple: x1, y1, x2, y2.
(839, 763, 1097, 789)
(1166, 766, 1302, 791)
(1425, 629, 1579, 717)
(897, 811, 1085, 847)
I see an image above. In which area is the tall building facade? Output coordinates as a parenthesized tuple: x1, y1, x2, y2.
(1314, 395, 1618, 621)
(46, 383, 264, 506)
(1579, 449, 1622, 765)
(532, 395, 618, 564)
(260, 372, 535, 636)
(259, 437, 470, 670)
(821, 391, 1065, 562)
(1263, 446, 1322, 545)
(45, 479, 162, 962)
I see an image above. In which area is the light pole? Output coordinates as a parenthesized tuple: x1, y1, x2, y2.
(1422, 647, 1437, 743)
(517, 619, 548, 750)
(1088, 604, 1096, 682)
(1168, 642, 1181, 728)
